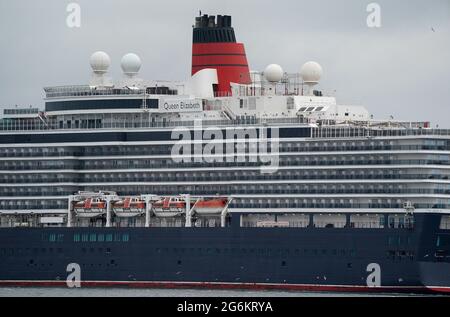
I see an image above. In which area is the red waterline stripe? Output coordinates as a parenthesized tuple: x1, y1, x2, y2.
(0, 280, 444, 294)
(425, 286, 450, 293)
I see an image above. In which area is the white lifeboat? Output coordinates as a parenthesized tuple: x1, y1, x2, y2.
(73, 197, 106, 218)
(193, 198, 228, 214)
(152, 197, 186, 217)
(112, 197, 146, 217)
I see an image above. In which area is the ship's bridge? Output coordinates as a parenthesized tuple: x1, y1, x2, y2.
(43, 84, 182, 113)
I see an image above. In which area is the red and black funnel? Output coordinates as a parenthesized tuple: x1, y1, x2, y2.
(192, 14, 251, 95)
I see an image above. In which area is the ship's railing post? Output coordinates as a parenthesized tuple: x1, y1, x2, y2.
(185, 194, 192, 227)
(143, 195, 153, 228)
(106, 196, 112, 228)
(67, 195, 73, 228)
(220, 197, 233, 227)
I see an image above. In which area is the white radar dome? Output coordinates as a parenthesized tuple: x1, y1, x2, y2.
(90, 51, 111, 73)
(300, 61, 323, 84)
(121, 53, 142, 75)
(264, 64, 284, 83)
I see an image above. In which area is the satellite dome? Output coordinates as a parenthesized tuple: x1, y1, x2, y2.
(121, 53, 142, 75)
(300, 61, 323, 84)
(90, 51, 111, 73)
(264, 64, 284, 83)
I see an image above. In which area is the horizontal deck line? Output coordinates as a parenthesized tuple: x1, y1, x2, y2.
(0, 135, 449, 146)
(0, 150, 449, 161)
(1, 179, 450, 187)
(0, 208, 449, 214)
(1, 193, 449, 200)
(1, 165, 450, 174)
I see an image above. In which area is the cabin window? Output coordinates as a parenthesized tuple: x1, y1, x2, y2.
(387, 214, 414, 229)
(313, 214, 346, 228)
(240, 213, 309, 228)
(439, 215, 450, 230)
(349, 214, 384, 228)
(436, 235, 450, 247)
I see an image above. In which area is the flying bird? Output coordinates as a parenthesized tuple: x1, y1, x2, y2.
(431, 27, 435, 32)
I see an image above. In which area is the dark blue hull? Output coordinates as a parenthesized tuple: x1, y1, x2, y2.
(0, 213, 449, 293)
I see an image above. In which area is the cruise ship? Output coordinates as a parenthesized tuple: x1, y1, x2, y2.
(0, 13, 449, 293)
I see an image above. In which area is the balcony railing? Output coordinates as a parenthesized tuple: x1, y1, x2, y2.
(0, 116, 309, 132)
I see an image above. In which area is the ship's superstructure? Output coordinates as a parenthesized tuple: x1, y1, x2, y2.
(0, 13, 449, 293)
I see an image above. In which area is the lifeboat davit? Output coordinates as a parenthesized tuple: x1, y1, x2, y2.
(152, 197, 186, 217)
(112, 197, 145, 217)
(193, 198, 228, 214)
(73, 198, 106, 218)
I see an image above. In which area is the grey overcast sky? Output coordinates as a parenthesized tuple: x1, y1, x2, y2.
(0, 0, 449, 125)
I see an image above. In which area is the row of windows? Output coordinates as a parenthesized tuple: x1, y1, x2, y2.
(388, 236, 413, 246)
(0, 139, 448, 158)
(0, 173, 447, 192)
(151, 247, 358, 258)
(386, 250, 415, 261)
(2, 157, 450, 172)
(73, 233, 129, 243)
(26, 258, 116, 268)
(43, 233, 64, 242)
(33, 233, 129, 244)
(0, 160, 73, 170)
(0, 246, 419, 261)
(311, 126, 450, 139)
(45, 99, 159, 112)
(0, 245, 357, 258)
(0, 169, 407, 181)
(241, 214, 413, 230)
(2, 185, 449, 198)
(2, 170, 448, 184)
(0, 247, 64, 256)
(81, 247, 112, 255)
